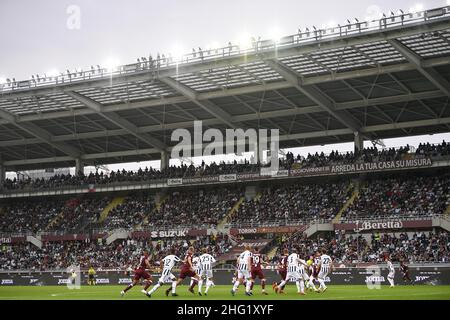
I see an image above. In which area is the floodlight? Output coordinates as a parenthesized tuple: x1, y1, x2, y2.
(103, 57, 120, 71)
(268, 27, 283, 43)
(236, 32, 253, 49)
(47, 69, 59, 78)
(409, 4, 424, 13)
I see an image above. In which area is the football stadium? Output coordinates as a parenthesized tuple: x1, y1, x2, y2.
(1, 1, 450, 305)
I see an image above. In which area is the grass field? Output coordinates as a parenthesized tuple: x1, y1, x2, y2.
(0, 285, 449, 300)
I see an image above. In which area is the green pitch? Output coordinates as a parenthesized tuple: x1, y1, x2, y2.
(0, 285, 449, 300)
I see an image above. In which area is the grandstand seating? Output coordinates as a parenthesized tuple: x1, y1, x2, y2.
(1, 141, 449, 192)
(341, 174, 450, 221)
(231, 181, 352, 225)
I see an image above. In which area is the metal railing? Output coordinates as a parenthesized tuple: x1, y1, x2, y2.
(0, 6, 449, 93)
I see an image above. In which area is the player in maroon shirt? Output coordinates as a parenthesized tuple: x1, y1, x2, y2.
(273, 248, 288, 294)
(250, 247, 269, 295)
(169, 246, 201, 296)
(121, 250, 153, 297)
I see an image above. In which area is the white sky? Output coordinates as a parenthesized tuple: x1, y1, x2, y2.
(1, 0, 450, 176)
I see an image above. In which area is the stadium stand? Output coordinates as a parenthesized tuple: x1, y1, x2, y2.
(0, 234, 233, 270)
(275, 230, 450, 264)
(2, 141, 449, 192)
(231, 181, 352, 226)
(341, 174, 450, 221)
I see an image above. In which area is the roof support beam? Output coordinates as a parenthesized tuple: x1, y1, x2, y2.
(159, 77, 238, 128)
(0, 108, 81, 158)
(264, 59, 363, 134)
(388, 39, 450, 96)
(4, 116, 450, 167)
(0, 90, 444, 147)
(65, 91, 166, 152)
(1, 55, 448, 126)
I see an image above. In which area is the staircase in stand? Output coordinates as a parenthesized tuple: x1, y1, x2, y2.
(98, 196, 125, 223)
(332, 189, 359, 224)
(216, 196, 245, 233)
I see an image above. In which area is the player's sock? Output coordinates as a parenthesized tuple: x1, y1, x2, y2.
(250, 282, 254, 290)
(123, 284, 134, 293)
(261, 279, 266, 290)
(318, 278, 325, 289)
(308, 278, 314, 289)
(171, 281, 177, 294)
(232, 280, 240, 292)
(198, 279, 203, 293)
(300, 280, 305, 293)
(296, 281, 301, 293)
(148, 283, 160, 295)
(245, 281, 252, 293)
(388, 277, 394, 286)
(189, 279, 197, 290)
(278, 280, 286, 291)
(205, 280, 212, 294)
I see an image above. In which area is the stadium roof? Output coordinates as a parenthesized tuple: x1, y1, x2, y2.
(1, 6, 450, 171)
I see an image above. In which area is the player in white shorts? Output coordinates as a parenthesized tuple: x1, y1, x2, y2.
(198, 247, 217, 296)
(146, 248, 180, 298)
(275, 248, 308, 295)
(317, 249, 333, 293)
(231, 245, 253, 296)
(386, 257, 395, 288)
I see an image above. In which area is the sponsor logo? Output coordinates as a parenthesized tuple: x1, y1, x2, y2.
(58, 279, 71, 285)
(237, 228, 257, 234)
(167, 178, 183, 186)
(238, 242, 268, 248)
(365, 276, 385, 283)
(95, 278, 110, 284)
(150, 229, 188, 238)
(118, 278, 132, 284)
(219, 174, 237, 182)
(415, 276, 431, 282)
(354, 220, 403, 232)
(1, 279, 13, 285)
(270, 170, 289, 177)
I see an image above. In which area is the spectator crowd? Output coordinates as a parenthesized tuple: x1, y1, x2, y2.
(0, 233, 233, 270)
(276, 230, 450, 264)
(1, 141, 449, 191)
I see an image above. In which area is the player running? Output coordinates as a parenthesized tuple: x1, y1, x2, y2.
(250, 247, 269, 295)
(272, 248, 288, 294)
(174, 246, 201, 296)
(274, 248, 308, 295)
(386, 256, 395, 288)
(121, 251, 153, 297)
(317, 249, 333, 293)
(307, 251, 321, 292)
(146, 249, 180, 298)
(400, 260, 413, 284)
(198, 247, 216, 296)
(188, 255, 201, 293)
(231, 245, 253, 296)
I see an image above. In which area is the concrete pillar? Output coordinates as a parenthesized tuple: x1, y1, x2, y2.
(0, 164, 5, 182)
(160, 151, 169, 170)
(0, 154, 5, 182)
(354, 132, 364, 153)
(75, 158, 84, 176)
